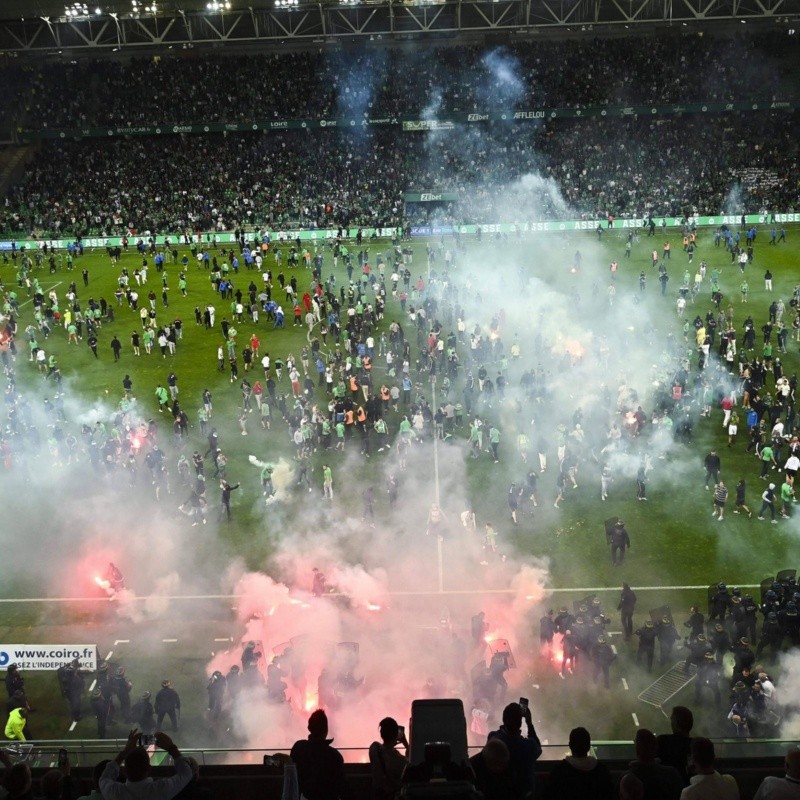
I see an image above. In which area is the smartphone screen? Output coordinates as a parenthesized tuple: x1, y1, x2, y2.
(519, 697, 529, 709)
(397, 725, 405, 741)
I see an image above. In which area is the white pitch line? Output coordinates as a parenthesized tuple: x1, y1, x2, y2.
(68, 721, 77, 732)
(114, 639, 130, 645)
(162, 638, 177, 643)
(17, 282, 62, 309)
(611, 645, 618, 655)
(105, 650, 113, 661)
(88, 679, 96, 692)
(0, 585, 764, 603)
(214, 637, 232, 642)
(622, 678, 629, 691)
(632, 713, 640, 727)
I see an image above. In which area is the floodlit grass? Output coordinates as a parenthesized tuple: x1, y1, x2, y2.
(2, 224, 799, 746)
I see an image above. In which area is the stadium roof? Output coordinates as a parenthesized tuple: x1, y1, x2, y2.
(0, 0, 797, 51)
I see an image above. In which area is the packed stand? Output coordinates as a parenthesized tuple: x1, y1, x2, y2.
(5, 32, 799, 130)
(1, 109, 799, 238)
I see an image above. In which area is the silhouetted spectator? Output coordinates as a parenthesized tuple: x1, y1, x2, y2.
(657, 706, 694, 785)
(680, 738, 738, 800)
(624, 729, 684, 800)
(290, 709, 347, 800)
(544, 727, 614, 800)
(368, 717, 408, 800)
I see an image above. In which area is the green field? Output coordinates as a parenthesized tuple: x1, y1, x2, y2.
(1, 223, 799, 759)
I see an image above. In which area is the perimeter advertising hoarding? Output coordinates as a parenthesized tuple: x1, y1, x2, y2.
(0, 644, 98, 671)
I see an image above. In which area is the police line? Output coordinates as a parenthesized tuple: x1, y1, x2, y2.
(0, 644, 98, 671)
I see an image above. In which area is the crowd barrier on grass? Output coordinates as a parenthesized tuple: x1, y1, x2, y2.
(1, 213, 798, 251)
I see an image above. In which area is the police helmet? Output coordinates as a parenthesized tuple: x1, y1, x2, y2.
(718, 583, 727, 591)
(768, 611, 778, 620)
(714, 623, 723, 633)
(161, 680, 171, 688)
(575, 616, 584, 625)
(787, 602, 798, 612)
(645, 620, 654, 628)
(116, 667, 126, 677)
(141, 691, 151, 700)
(229, 665, 240, 673)
(597, 635, 606, 645)
(772, 581, 782, 592)
(579, 604, 589, 614)
(662, 615, 672, 624)
(593, 616, 603, 625)
(92, 689, 102, 698)
(739, 637, 750, 646)
(98, 662, 109, 673)
(732, 587, 742, 596)
(212, 670, 223, 679)
(744, 594, 753, 601)
(704, 652, 715, 661)
(697, 634, 707, 642)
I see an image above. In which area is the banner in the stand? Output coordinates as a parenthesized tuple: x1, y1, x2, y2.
(402, 193, 459, 202)
(16, 101, 798, 141)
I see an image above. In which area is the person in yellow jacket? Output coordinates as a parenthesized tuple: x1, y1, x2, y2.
(5, 707, 27, 741)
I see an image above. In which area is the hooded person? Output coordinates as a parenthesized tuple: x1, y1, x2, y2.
(289, 709, 347, 800)
(543, 727, 614, 800)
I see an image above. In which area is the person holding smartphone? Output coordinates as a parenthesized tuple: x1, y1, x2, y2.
(368, 717, 409, 800)
(487, 702, 542, 799)
(100, 729, 192, 800)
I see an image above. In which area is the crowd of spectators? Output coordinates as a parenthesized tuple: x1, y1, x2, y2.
(1, 107, 797, 237)
(3, 708, 800, 799)
(5, 32, 799, 130)
(0, 29, 798, 237)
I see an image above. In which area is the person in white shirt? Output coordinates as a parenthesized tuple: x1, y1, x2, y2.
(100, 729, 191, 800)
(680, 737, 739, 800)
(752, 749, 800, 800)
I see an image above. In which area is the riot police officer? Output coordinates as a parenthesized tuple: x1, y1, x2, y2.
(90, 688, 110, 739)
(657, 616, 680, 667)
(207, 671, 226, 720)
(4, 665, 23, 699)
(709, 623, 732, 665)
(635, 620, 657, 672)
(226, 665, 242, 702)
(155, 680, 181, 731)
(684, 634, 711, 675)
(267, 658, 288, 704)
(110, 666, 132, 722)
(694, 652, 722, 706)
(618, 584, 637, 640)
(709, 583, 732, 621)
(592, 636, 616, 689)
(683, 606, 705, 642)
(66, 666, 84, 722)
(742, 594, 759, 642)
(131, 691, 155, 734)
(755, 612, 782, 660)
(554, 606, 575, 635)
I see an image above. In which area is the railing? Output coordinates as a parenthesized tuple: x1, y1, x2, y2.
(17, 738, 800, 767)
